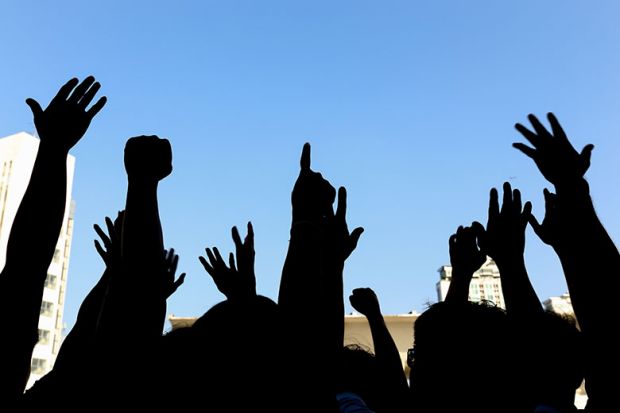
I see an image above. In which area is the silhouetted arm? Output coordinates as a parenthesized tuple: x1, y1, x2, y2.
(322, 186, 363, 351)
(278, 143, 335, 311)
(444, 224, 486, 304)
(0, 77, 105, 401)
(514, 113, 614, 331)
(515, 113, 619, 409)
(97, 136, 173, 342)
(350, 288, 408, 413)
(53, 213, 127, 375)
(479, 183, 542, 317)
(277, 143, 340, 412)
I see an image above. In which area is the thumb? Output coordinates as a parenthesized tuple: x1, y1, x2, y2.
(25, 98, 43, 118)
(580, 144, 594, 173)
(527, 213, 545, 240)
(349, 227, 365, 252)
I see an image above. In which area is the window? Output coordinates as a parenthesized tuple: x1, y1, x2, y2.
(38, 329, 50, 345)
(44, 274, 57, 289)
(31, 358, 47, 375)
(53, 248, 61, 263)
(40, 301, 54, 317)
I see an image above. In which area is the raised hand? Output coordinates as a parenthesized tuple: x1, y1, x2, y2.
(479, 182, 531, 264)
(93, 211, 124, 269)
(26, 76, 106, 153)
(162, 248, 186, 298)
(291, 143, 336, 224)
(324, 187, 364, 262)
(528, 188, 561, 247)
(124, 136, 173, 181)
(513, 113, 594, 186)
(449, 224, 486, 277)
(199, 222, 256, 301)
(444, 223, 485, 304)
(349, 287, 381, 318)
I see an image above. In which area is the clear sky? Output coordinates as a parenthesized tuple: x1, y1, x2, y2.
(2, 0, 620, 331)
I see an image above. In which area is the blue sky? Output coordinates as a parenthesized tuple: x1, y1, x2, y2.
(2, 1, 620, 331)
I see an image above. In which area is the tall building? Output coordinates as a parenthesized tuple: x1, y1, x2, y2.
(543, 293, 575, 317)
(0, 132, 75, 388)
(436, 258, 505, 308)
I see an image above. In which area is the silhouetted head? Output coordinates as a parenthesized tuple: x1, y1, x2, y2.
(189, 295, 290, 411)
(409, 301, 513, 413)
(336, 344, 381, 410)
(525, 311, 584, 410)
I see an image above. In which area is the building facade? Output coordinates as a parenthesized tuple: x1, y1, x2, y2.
(543, 292, 575, 317)
(0, 132, 75, 388)
(436, 258, 505, 308)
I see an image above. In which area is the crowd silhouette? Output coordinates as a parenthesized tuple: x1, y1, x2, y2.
(0, 76, 616, 412)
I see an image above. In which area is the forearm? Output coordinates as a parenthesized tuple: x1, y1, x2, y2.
(494, 256, 542, 317)
(444, 269, 472, 304)
(2, 143, 68, 280)
(553, 179, 620, 331)
(366, 314, 409, 400)
(552, 179, 620, 409)
(279, 226, 338, 410)
(278, 224, 321, 311)
(98, 180, 165, 340)
(54, 269, 110, 372)
(321, 258, 345, 353)
(123, 179, 164, 266)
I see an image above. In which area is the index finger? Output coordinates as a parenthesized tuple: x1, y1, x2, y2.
(489, 187, 499, 221)
(300, 143, 311, 172)
(336, 186, 347, 221)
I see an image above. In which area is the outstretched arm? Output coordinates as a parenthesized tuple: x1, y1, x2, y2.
(97, 136, 173, 342)
(350, 288, 408, 413)
(0, 77, 105, 400)
(278, 143, 335, 310)
(277, 143, 345, 412)
(514, 113, 619, 408)
(514, 113, 617, 331)
(322, 187, 364, 351)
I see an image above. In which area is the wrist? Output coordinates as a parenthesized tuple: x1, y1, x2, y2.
(290, 220, 320, 238)
(366, 313, 384, 324)
(493, 253, 525, 270)
(127, 175, 160, 187)
(38, 140, 70, 159)
(554, 177, 589, 197)
(450, 268, 474, 285)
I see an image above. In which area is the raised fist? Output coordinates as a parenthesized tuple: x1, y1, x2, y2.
(124, 135, 172, 181)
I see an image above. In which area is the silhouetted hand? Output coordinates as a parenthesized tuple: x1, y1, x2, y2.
(528, 188, 561, 247)
(94, 211, 124, 269)
(449, 224, 486, 276)
(479, 182, 531, 264)
(163, 248, 186, 298)
(199, 222, 256, 301)
(291, 143, 336, 224)
(26, 76, 106, 153)
(514, 113, 594, 186)
(323, 187, 364, 262)
(349, 288, 381, 318)
(124, 136, 173, 181)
